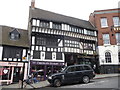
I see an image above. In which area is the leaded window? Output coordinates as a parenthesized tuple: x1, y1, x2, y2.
(56, 52, 62, 60)
(52, 22, 62, 30)
(36, 37, 46, 46)
(105, 52, 111, 63)
(33, 51, 40, 59)
(45, 52, 52, 59)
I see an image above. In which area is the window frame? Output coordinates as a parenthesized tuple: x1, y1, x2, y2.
(103, 34, 110, 45)
(100, 17, 108, 28)
(105, 52, 112, 63)
(113, 16, 120, 27)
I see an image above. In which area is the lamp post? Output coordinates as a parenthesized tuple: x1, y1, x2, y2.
(21, 57, 27, 89)
(27, 53, 31, 76)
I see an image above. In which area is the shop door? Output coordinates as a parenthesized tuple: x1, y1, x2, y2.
(13, 67, 21, 82)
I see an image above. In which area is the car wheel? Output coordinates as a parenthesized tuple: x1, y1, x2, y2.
(82, 76, 90, 84)
(53, 79, 61, 87)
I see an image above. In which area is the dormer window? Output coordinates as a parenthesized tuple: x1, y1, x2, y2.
(9, 29, 20, 40)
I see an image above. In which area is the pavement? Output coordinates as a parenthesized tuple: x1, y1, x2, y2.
(1, 73, 120, 89)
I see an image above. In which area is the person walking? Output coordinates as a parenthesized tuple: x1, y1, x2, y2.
(18, 71, 24, 88)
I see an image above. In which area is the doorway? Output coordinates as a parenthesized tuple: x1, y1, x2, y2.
(13, 67, 21, 83)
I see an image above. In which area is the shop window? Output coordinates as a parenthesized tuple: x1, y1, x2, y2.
(45, 52, 52, 59)
(56, 52, 62, 60)
(1, 66, 12, 80)
(33, 51, 41, 59)
(105, 52, 111, 63)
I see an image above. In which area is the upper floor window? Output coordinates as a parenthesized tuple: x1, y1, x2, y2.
(64, 40, 79, 48)
(115, 33, 120, 44)
(52, 22, 62, 30)
(32, 19, 49, 28)
(103, 34, 110, 44)
(36, 37, 46, 46)
(113, 17, 120, 27)
(100, 18, 108, 28)
(105, 52, 111, 63)
(40, 20, 49, 28)
(9, 29, 20, 40)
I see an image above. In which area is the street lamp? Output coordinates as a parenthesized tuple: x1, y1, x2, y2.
(21, 57, 27, 89)
(27, 53, 31, 76)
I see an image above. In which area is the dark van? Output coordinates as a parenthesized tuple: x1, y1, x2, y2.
(47, 64, 95, 87)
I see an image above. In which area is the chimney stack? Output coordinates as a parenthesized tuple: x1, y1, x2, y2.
(31, 0, 35, 8)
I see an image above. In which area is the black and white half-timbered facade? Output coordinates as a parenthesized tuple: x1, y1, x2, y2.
(28, 6, 98, 80)
(0, 25, 29, 85)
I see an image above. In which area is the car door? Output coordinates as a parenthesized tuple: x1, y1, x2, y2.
(74, 66, 84, 81)
(64, 66, 76, 83)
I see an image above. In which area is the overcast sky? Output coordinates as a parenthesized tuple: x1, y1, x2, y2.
(0, 0, 119, 29)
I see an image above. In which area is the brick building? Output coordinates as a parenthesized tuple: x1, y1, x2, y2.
(89, 8, 120, 73)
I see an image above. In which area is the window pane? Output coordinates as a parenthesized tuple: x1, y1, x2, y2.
(103, 34, 110, 44)
(115, 33, 120, 43)
(105, 52, 111, 63)
(33, 51, 40, 59)
(100, 18, 108, 27)
(45, 52, 52, 59)
(56, 52, 62, 60)
(113, 17, 120, 27)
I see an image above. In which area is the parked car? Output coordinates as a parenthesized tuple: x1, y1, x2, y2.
(47, 64, 95, 87)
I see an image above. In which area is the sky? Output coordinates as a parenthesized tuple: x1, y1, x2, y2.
(0, 0, 119, 30)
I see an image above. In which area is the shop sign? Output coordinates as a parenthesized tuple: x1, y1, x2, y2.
(8, 62, 18, 66)
(31, 61, 64, 66)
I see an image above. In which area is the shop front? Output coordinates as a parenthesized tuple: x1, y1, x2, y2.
(0, 61, 28, 85)
(30, 60, 65, 81)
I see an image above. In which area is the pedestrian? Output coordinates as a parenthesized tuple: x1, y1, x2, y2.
(18, 71, 23, 88)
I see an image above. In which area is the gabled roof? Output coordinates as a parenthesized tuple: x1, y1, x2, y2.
(29, 7, 97, 31)
(0, 25, 29, 48)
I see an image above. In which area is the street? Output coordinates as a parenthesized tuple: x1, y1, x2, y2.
(44, 76, 120, 89)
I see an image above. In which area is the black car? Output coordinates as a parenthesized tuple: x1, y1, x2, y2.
(47, 64, 95, 87)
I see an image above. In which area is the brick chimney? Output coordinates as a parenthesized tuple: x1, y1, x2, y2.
(31, 0, 35, 8)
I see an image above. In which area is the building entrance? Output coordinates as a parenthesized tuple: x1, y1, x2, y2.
(13, 67, 21, 82)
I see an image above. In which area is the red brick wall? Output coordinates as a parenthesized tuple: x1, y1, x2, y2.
(89, 9, 120, 46)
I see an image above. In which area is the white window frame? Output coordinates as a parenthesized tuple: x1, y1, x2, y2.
(115, 33, 120, 44)
(103, 34, 110, 45)
(113, 17, 120, 27)
(100, 18, 108, 28)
